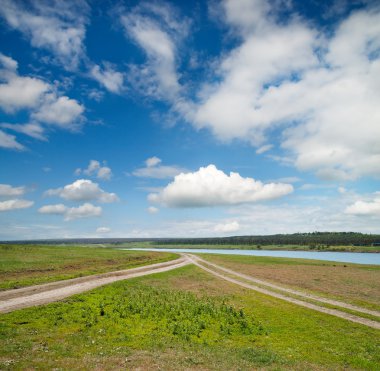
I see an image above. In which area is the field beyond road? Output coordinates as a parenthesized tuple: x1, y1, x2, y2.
(0, 244, 178, 290)
(199, 253, 380, 311)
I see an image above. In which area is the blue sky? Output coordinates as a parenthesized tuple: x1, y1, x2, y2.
(0, 0, 379, 240)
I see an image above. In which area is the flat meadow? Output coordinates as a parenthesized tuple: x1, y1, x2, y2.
(0, 244, 178, 290)
(0, 245, 379, 369)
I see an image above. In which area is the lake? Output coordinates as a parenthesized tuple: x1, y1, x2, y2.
(127, 248, 380, 265)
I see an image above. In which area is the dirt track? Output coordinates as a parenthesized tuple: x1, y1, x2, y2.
(0, 256, 190, 314)
(186, 254, 380, 330)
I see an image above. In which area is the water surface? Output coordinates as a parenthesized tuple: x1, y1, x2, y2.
(127, 248, 380, 265)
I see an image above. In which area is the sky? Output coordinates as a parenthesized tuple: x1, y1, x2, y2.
(0, 0, 380, 240)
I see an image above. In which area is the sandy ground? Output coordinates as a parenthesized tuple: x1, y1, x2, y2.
(186, 254, 380, 330)
(0, 256, 190, 313)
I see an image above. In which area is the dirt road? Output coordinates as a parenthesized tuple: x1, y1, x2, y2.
(1, 252, 379, 330)
(186, 254, 380, 330)
(0, 256, 190, 314)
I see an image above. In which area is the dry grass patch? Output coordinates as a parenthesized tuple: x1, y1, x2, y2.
(200, 254, 380, 310)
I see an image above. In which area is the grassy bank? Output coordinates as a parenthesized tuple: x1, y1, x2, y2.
(0, 244, 178, 291)
(199, 254, 380, 311)
(0, 265, 379, 370)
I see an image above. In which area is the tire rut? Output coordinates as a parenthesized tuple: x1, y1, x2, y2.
(186, 254, 380, 330)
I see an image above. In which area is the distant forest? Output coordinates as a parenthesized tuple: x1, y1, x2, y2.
(155, 232, 380, 246)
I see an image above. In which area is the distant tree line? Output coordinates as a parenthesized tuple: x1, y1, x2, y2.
(2, 232, 380, 246)
(155, 232, 380, 246)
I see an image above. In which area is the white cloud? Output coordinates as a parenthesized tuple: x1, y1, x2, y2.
(38, 202, 102, 221)
(120, 1, 188, 100)
(256, 144, 273, 154)
(145, 156, 161, 167)
(0, 75, 49, 113)
(0, 54, 49, 113)
(148, 164, 293, 207)
(0, 130, 24, 150)
(90, 64, 124, 93)
(214, 221, 240, 233)
(64, 203, 101, 221)
(0, 0, 89, 70)
(171, 1, 380, 180)
(345, 196, 380, 216)
(0, 53, 18, 70)
(0, 54, 85, 145)
(97, 167, 112, 181)
(133, 165, 185, 179)
(84, 160, 101, 175)
(0, 184, 26, 197)
(190, 5, 318, 144)
(133, 157, 185, 179)
(0, 199, 34, 211)
(32, 94, 84, 129)
(45, 179, 118, 203)
(77, 160, 113, 180)
(1, 122, 47, 141)
(96, 227, 111, 233)
(38, 203, 67, 215)
(147, 206, 159, 214)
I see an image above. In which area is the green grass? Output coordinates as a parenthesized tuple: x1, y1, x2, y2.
(0, 244, 178, 290)
(1, 265, 378, 370)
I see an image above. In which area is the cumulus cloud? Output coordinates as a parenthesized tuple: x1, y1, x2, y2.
(38, 202, 101, 221)
(64, 203, 101, 221)
(0, 199, 34, 211)
(38, 203, 67, 215)
(76, 160, 112, 180)
(148, 164, 293, 207)
(120, 1, 188, 100)
(0, 75, 49, 114)
(0, 183, 33, 211)
(0, 53, 85, 146)
(0, 0, 89, 70)
(0, 54, 49, 113)
(45, 179, 118, 203)
(188, 1, 318, 145)
(214, 221, 240, 233)
(133, 157, 185, 179)
(90, 64, 124, 93)
(0, 184, 26, 197)
(32, 94, 84, 129)
(345, 196, 380, 216)
(169, 1, 380, 180)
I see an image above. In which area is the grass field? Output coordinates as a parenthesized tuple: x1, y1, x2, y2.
(0, 244, 178, 290)
(199, 254, 380, 311)
(0, 265, 379, 370)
